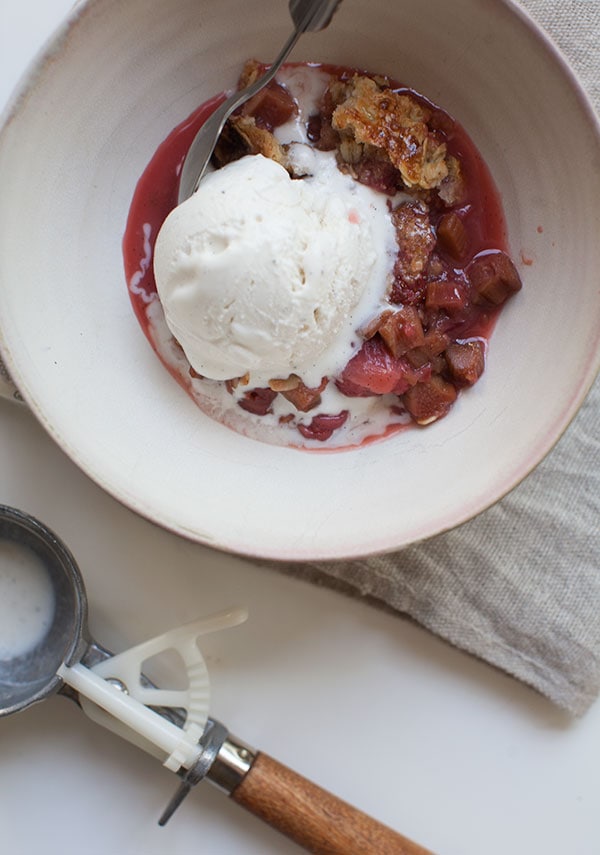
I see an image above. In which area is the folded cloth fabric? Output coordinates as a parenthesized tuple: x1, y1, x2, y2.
(270, 0, 600, 717)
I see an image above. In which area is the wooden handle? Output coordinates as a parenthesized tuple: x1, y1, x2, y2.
(230, 751, 434, 855)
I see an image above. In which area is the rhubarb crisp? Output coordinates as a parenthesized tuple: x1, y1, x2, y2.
(123, 61, 522, 448)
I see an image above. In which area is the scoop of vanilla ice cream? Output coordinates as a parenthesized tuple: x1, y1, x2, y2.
(153, 151, 395, 387)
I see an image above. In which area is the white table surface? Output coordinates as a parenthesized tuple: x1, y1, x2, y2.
(1, 3, 599, 854)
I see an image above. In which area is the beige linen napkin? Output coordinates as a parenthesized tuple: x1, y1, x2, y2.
(270, 0, 600, 717)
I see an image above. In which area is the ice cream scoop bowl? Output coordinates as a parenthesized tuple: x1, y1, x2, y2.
(0, 505, 432, 854)
(0, 506, 87, 717)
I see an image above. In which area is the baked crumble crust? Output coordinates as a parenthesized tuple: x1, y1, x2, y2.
(331, 76, 451, 191)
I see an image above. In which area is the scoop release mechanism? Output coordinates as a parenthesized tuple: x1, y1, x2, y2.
(58, 607, 248, 821)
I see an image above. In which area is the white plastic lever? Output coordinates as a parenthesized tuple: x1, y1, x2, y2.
(59, 607, 248, 771)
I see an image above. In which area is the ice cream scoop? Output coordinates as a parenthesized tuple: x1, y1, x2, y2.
(0, 505, 433, 855)
(154, 151, 396, 388)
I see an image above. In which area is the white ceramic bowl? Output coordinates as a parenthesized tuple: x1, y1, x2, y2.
(1, 0, 599, 561)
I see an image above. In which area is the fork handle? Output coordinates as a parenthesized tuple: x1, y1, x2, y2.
(289, 0, 343, 33)
(230, 751, 435, 855)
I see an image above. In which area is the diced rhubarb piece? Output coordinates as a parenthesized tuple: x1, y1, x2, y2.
(241, 81, 297, 130)
(392, 359, 432, 394)
(336, 337, 410, 396)
(437, 211, 468, 259)
(238, 387, 277, 416)
(422, 329, 450, 357)
(425, 279, 467, 312)
(402, 375, 457, 424)
(468, 251, 522, 306)
(445, 340, 485, 386)
(358, 311, 388, 340)
(377, 306, 426, 357)
(297, 411, 349, 441)
(405, 330, 450, 370)
(404, 347, 429, 369)
(281, 377, 328, 412)
(430, 355, 448, 375)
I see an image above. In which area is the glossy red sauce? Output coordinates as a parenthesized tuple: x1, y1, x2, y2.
(123, 92, 224, 335)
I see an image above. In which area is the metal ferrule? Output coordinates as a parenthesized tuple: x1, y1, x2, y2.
(205, 732, 257, 794)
